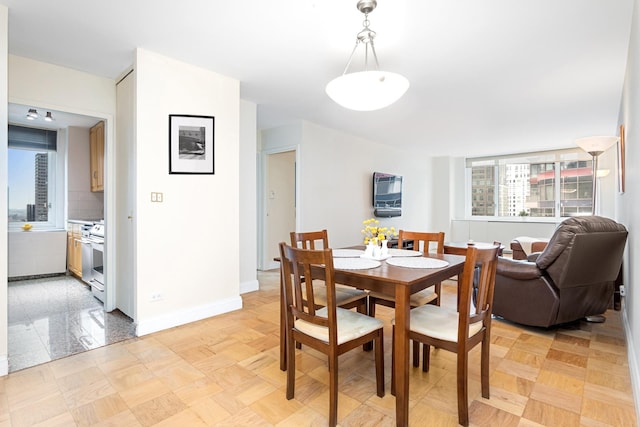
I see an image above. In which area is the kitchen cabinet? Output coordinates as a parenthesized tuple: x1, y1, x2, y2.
(67, 224, 83, 278)
(90, 121, 105, 192)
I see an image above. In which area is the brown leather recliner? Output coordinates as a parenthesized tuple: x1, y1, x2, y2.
(493, 216, 628, 327)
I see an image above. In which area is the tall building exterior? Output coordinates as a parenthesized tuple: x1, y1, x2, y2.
(500, 164, 530, 216)
(471, 166, 495, 216)
(34, 153, 48, 221)
(27, 204, 36, 222)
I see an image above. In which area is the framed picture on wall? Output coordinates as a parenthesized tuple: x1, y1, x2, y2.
(169, 114, 215, 174)
(618, 124, 625, 194)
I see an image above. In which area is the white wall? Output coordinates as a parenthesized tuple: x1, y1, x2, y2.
(133, 49, 241, 335)
(8, 231, 67, 277)
(619, 0, 640, 412)
(9, 55, 115, 117)
(260, 121, 434, 261)
(239, 100, 258, 294)
(0, 5, 9, 376)
(67, 126, 104, 220)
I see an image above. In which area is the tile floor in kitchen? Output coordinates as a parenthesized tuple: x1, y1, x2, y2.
(8, 274, 135, 372)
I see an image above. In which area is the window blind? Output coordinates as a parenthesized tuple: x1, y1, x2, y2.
(8, 125, 57, 151)
(466, 148, 590, 168)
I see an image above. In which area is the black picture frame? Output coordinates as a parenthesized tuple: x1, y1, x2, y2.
(169, 114, 215, 174)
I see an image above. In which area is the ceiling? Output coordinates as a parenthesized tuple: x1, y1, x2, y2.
(0, 0, 634, 157)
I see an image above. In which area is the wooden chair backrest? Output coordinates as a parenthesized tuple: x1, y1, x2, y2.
(279, 242, 338, 343)
(457, 244, 500, 342)
(398, 230, 445, 254)
(290, 230, 329, 250)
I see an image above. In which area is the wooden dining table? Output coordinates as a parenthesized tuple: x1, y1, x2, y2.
(278, 248, 466, 426)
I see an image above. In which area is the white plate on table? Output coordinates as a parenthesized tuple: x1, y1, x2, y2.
(333, 257, 381, 270)
(387, 248, 423, 257)
(385, 257, 449, 269)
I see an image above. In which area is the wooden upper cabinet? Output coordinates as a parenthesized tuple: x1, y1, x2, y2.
(90, 121, 105, 192)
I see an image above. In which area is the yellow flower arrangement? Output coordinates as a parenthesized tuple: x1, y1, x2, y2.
(361, 218, 398, 245)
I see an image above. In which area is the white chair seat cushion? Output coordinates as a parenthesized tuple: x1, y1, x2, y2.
(295, 307, 384, 345)
(401, 304, 483, 342)
(308, 284, 368, 307)
(369, 287, 437, 307)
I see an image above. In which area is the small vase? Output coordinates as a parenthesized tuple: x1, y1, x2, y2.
(364, 242, 375, 258)
(380, 240, 389, 257)
(372, 244, 381, 259)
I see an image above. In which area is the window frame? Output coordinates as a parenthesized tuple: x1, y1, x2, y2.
(465, 148, 593, 222)
(8, 126, 66, 231)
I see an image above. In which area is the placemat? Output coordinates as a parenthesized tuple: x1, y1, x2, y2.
(385, 257, 449, 269)
(333, 248, 365, 258)
(333, 258, 381, 270)
(387, 248, 423, 257)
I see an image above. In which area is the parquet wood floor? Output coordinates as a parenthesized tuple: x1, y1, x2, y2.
(0, 270, 636, 426)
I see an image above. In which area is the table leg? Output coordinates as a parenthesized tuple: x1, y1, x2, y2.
(394, 285, 411, 426)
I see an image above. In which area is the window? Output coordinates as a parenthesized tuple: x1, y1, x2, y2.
(467, 149, 592, 219)
(8, 125, 59, 226)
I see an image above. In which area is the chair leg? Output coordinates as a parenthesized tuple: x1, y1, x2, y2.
(434, 282, 442, 306)
(286, 333, 296, 400)
(412, 340, 420, 367)
(422, 344, 430, 372)
(481, 334, 490, 398)
(457, 351, 469, 427)
(375, 331, 385, 397)
(328, 353, 339, 427)
(368, 296, 377, 318)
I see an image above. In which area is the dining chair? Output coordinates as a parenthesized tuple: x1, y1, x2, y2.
(368, 230, 445, 365)
(444, 241, 501, 308)
(391, 243, 500, 427)
(290, 230, 369, 315)
(279, 242, 385, 427)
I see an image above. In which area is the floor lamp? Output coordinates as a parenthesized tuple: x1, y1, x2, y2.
(575, 136, 619, 215)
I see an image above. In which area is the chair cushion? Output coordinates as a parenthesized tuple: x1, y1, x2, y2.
(308, 285, 368, 307)
(295, 307, 384, 345)
(402, 304, 483, 342)
(369, 288, 437, 307)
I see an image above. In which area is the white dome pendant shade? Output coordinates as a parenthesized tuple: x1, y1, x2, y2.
(326, 0, 409, 111)
(326, 71, 410, 111)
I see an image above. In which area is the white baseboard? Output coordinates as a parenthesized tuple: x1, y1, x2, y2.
(264, 261, 279, 271)
(240, 279, 259, 294)
(136, 296, 243, 336)
(622, 306, 640, 417)
(0, 355, 7, 377)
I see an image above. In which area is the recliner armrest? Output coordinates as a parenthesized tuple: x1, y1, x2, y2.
(527, 252, 542, 262)
(496, 257, 544, 280)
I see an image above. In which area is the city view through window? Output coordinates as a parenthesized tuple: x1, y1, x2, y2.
(8, 149, 51, 223)
(471, 160, 594, 217)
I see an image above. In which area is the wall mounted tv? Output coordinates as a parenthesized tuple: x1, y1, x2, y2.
(372, 172, 402, 217)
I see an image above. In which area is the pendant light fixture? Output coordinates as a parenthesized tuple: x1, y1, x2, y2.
(326, 0, 409, 111)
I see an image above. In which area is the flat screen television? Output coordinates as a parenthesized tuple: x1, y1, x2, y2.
(372, 172, 402, 217)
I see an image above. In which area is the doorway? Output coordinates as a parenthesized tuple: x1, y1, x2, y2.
(6, 103, 134, 372)
(262, 149, 297, 270)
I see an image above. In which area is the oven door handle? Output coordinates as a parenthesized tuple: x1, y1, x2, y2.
(90, 279, 104, 291)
